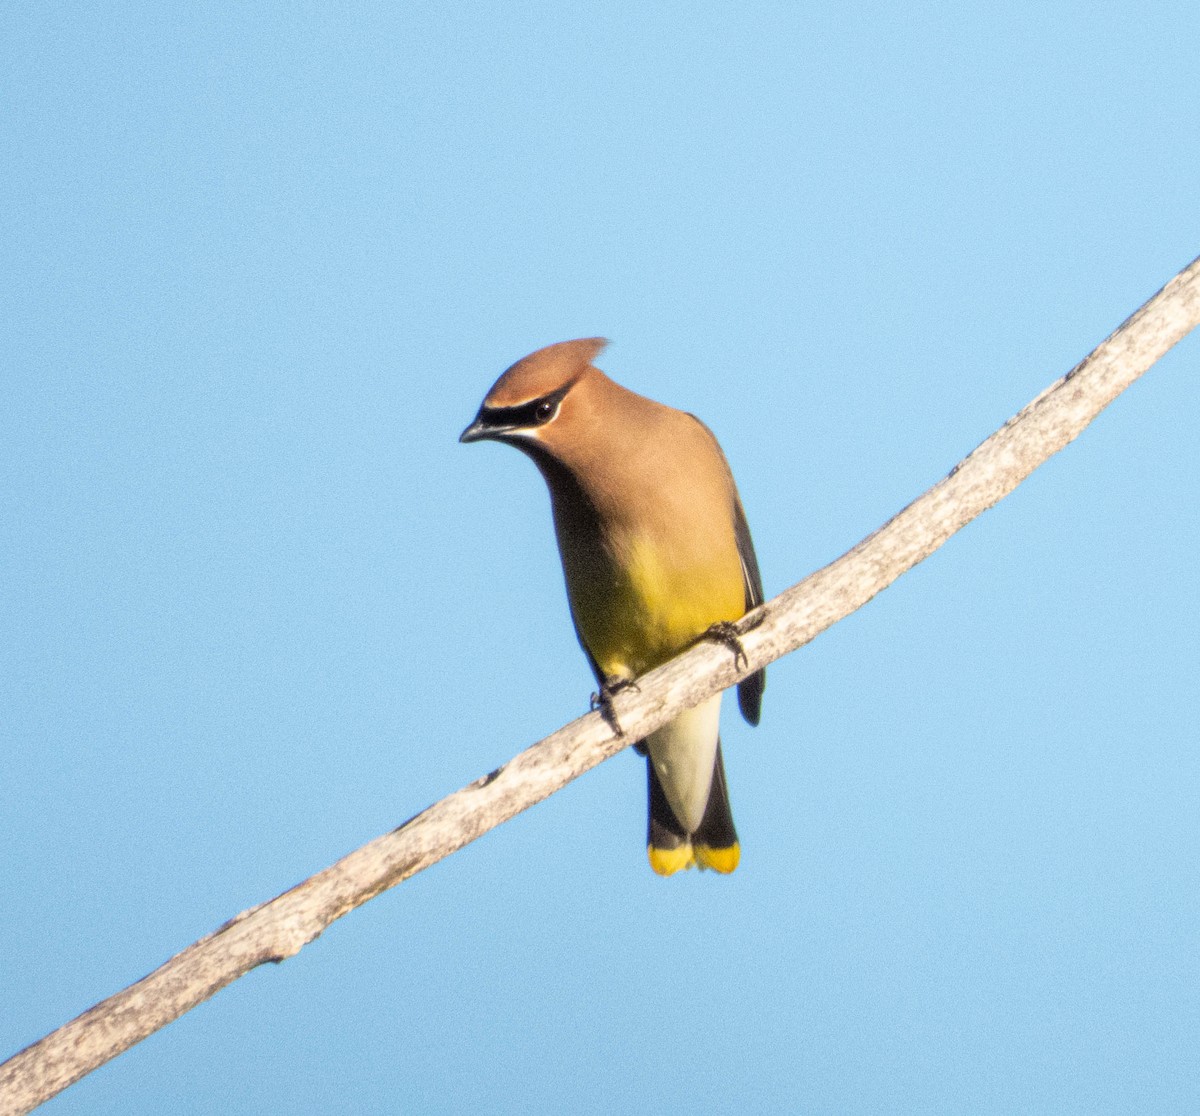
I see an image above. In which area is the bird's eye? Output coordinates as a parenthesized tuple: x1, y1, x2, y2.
(535, 400, 555, 422)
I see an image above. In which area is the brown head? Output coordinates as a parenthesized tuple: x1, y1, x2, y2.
(459, 338, 614, 459)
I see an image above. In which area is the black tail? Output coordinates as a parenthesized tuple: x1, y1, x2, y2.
(645, 743, 739, 875)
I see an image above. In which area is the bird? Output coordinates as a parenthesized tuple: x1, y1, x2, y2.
(460, 338, 764, 875)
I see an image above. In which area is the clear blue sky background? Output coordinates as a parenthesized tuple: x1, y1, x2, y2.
(3, 3, 1198, 1113)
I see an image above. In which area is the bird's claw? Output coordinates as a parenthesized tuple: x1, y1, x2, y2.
(591, 677, 639, 736)
(704, 620, 750, 670)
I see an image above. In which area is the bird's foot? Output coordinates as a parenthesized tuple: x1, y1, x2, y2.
(703, 620, 750, 670)
(590, 677, 639, 736)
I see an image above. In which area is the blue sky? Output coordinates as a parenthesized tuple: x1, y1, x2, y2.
(3, 3, 1198, 1112)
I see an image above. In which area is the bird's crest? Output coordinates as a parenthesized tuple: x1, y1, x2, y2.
(483, 337, 608, 408)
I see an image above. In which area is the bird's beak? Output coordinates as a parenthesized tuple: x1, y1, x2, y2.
(459, 417, 490, 444)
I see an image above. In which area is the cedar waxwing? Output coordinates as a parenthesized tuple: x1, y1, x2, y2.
(461, 338, 764, 875)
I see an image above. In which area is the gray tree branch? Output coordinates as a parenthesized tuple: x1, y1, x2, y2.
(3, 254, 1198, 1115)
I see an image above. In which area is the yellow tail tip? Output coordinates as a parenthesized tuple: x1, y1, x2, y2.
(647, 843, 695, 876)
(694, 842, 740, 874)
(648, 842, 740, 875)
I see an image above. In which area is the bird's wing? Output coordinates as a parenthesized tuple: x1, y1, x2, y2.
(733, 494, 766, 727)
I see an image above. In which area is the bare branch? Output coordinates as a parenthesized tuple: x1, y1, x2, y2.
(3, 255, 1198, 1115)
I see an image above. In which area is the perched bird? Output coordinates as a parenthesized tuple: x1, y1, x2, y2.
(461, 338, 764, 875)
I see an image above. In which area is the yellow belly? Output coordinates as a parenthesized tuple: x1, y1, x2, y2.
(569, 535, 744, 681)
